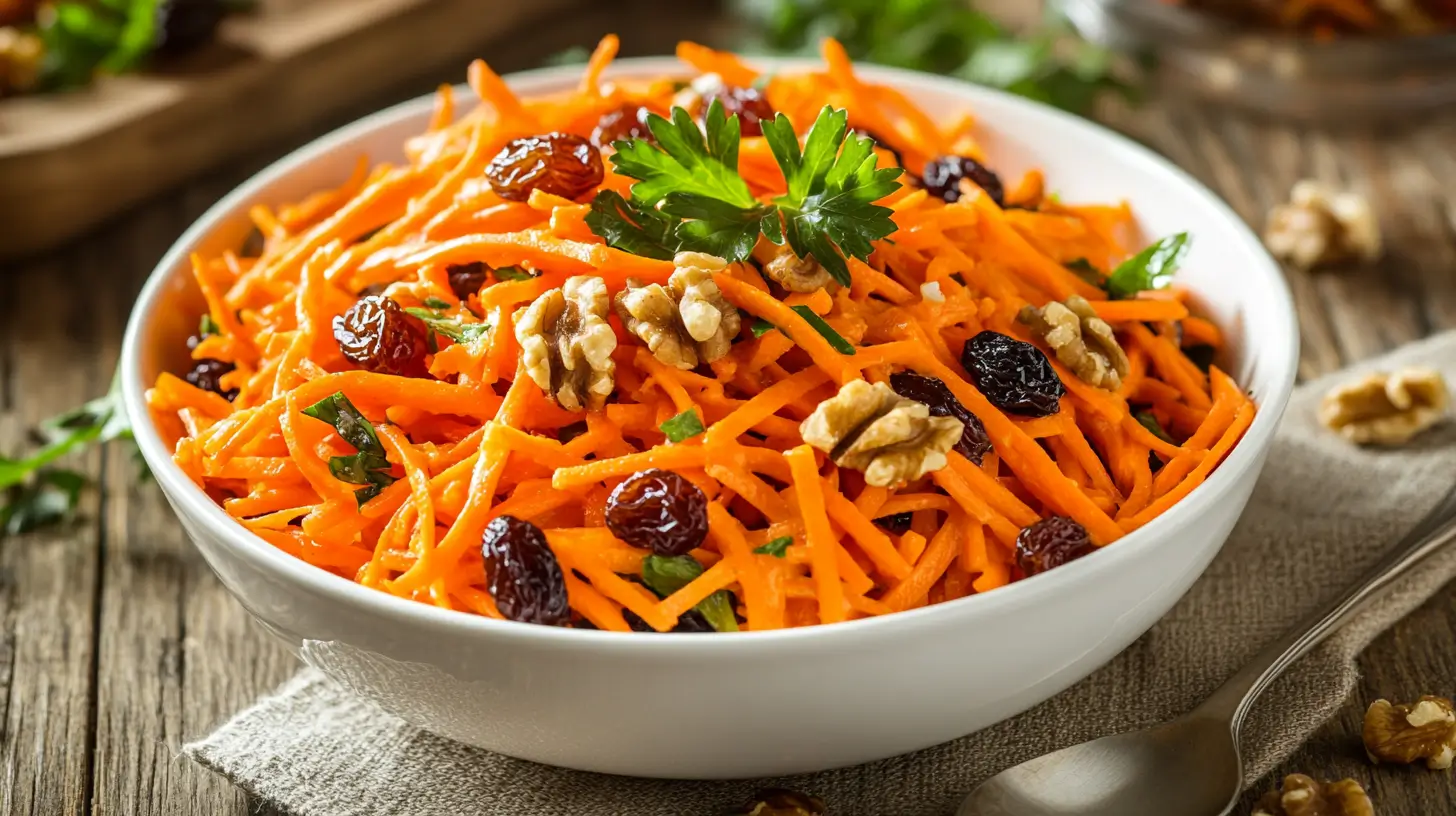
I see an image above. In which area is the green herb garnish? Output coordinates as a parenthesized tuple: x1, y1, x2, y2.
(199, 313, 221, 336)
(659, 409, 706, 443)
(590, 101, 900, 283)
(753, 536, 793, 557)
(421, 296, 452, 310)
(404, 307, 491, 346)
(301, 392, 396, 507)
(790, 305, 855, 354)
(1134, 411, 1175, 445)
(492, 265, 535, 282)
(641, 554, 739, 633)
(750, 317, 776, 338)
(1064, 257, 1104, 289)
(1105, 232, 1190, 300)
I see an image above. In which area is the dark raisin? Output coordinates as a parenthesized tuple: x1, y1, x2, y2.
(724, 789, 827, 816)
(1015, 516, 1096, 577)
(333, 296, 431, 378)
(446, 262, 490, 301)
(623, 607, 715, 633)
(482, 515, 570, 625)
(922, 155, 1005, 207)
(873, 511, 914, 535)
(604, 469, 708, 557)
(961, 330, 1065, 417)
(185, 358, 238, 401)
(851, 127, 904, 168)
(239, 227, 265, 258)
(592, 104, 655, 148)
(154, 0, 224, 55)
(704, 85, 775, 137)
(485, 132, 604, 202)
(572, 617, 599, 630)
(1184, 343, 1217, 373)
(889, 371, 993, 464)
(355, 282, 388, 299)
(556, 421, 589, 445)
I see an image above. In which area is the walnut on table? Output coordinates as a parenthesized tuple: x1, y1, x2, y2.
(763, 243, 832, 293)
(724, 788, 826, 816)
(1252, 774, 1374, 816)
(614, 251, 741, 370)
(513, 275, 617, 412)
(800, 380, 963, 488)
(1017, 294, 1129, 391)
(1363, 696, 1456, 770)
(1318, 368, 1450, 446)
(1264, 180, 1382, 271)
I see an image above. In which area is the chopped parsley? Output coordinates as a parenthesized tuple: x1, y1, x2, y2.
(301, 392, 396, 508)
(1105, 233, 1190, 300)
(421, 296, 452, 310)
(790, 306, 855, 354)
(492, 265, 535, 282)
(404, 307, 491, 346)
(641, 554, 739, 633)
(659, 409, 706, 443)
(753, 536, 793, 557)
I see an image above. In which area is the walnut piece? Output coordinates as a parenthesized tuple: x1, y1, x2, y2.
(729, 788, 826, 816)
(800, 380, 963, 488)
(1017, 295, 1130, 390)
(1318, 368, 1450, 446)
(614, 252, 741, 369)
(1265, 180, 1382, 270)
(513, 275, 617, 411)
(1363, 696, 1456, 770)
(763, 243, 832, 293)
(1252, 774, 1374, 816)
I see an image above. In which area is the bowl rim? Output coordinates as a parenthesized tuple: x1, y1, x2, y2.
(121, 56, 1299, 652)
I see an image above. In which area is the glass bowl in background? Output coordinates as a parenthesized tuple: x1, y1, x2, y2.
(1056, 0, 1456, 123)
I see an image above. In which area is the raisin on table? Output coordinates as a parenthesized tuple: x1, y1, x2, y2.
(482, 515, 570, 625)
(889, 371, 993, 463)
(1015, 516, 1096, 577)
(922, 155, 1005, 207)
(592, 104, 656, 148)
(704, 85, 776, 136)
(605, 469, 709, 557)
(961, 330, 1065, 417)
(333, 295, 431, 378)
(486, 133, 604, 202)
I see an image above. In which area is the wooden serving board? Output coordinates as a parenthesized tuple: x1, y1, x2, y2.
(0, 0, 585, 261)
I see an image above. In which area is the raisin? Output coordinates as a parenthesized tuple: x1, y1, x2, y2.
(922, 155, 1005, 207)
(486, 132, 604, 202)
(623, 607, 715, 633)
(889, 371, 993, 464)
(1184, 343, 1216, 373)
(604, 469, 708, 556)
(592, 104, 655, 148)
(704, 85, 775, 137)
(961, 330, 1065, 417)
(1015, 516, 1096, 577)
(185, 358, 238, 401)
(874, 511, 914, 535)
(482, 515, 570, 625)
(556, 421, 589, 445)
(725, 789, 827, 816)
(446, 262, 490, 301)
(333, 295, 431, 378)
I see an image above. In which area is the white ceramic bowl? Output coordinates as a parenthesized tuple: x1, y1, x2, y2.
(121, 58, 1298, 780)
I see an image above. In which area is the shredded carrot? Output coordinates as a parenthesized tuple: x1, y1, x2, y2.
(148, 36, 1254, 632)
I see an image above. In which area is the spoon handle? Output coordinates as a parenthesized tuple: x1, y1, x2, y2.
(1197, 483, 1456, 729)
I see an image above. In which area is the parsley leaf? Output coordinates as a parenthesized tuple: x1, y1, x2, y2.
(617, 101, 763, 209)
(404, 307, 491, 345)
(199, 313, 221, 336)
(301, 392, 397, 507)
(790, 305, 855, 354)
(753, 536, 793, 557)
(641, 555, 740, 633)
(1064, 257, 1105, 289)
(1105, 232, 1190, 300)
(750, 317, 776, 338)
(761, 106, 902, 286)
(1, 469, 87, 536)
(585, 190, 677, 261)
(660, 409, 706, 443)
(421, 296, 452, 310)
(493, 265, 535, 282)
(1134, 411, 1175, 444)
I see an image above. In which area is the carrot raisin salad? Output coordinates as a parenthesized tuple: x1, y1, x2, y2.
(147, 36, 1255, 632)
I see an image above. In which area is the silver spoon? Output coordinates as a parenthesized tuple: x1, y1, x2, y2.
(959, 482, 1456, 816)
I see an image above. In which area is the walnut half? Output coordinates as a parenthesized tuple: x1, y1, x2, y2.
(800, 380, 963, 488)
(614, 251, 741, 370)
(1253, 774, 1374, 816)
(1363, 696, 1456, 770)
(1264, 180, 1382, 271)
(1318, 368, 1450, 446)
(763, 243, 832, 293)
(1018, 295, 1129, 390)
(513, 275, 617, 411)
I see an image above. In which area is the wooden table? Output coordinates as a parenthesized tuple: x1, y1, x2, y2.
(3, 14, 1455, 816)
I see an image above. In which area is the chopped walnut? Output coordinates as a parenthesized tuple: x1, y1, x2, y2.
(800, 380, 963, 488)
(1017, 295, 1130, 390)
(513, 275, 617, 411)
(614, 252, 740, 369)
(1318, 368, 1450, 446)
(1252, 774, 1374, 816)
(763, 244, 833, 293)
(1264, 180, 1382, 270)
(727, 789, 827, 816)
(1363, 696, 1456, 770)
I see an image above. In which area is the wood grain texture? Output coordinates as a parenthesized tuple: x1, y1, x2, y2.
(1, 3, 1453, 814)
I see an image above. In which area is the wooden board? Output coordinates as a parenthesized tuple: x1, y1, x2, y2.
(0, 0, 582, 261)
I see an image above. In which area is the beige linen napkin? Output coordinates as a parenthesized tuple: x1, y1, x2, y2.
(184, 332, 1456, 816)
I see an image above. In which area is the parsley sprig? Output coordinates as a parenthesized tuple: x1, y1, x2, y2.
(301, 392, 397, 508)
(587, 101, 901, 286)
